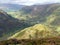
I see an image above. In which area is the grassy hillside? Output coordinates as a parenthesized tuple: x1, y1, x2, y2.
(8, 24, 59, 40)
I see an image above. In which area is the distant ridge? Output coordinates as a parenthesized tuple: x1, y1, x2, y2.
(0, 3, 25, 11)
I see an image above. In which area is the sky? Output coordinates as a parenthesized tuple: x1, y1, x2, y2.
(0, 0, 60, 5)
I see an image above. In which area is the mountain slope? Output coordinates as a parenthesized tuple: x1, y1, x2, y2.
(0, 10, 20, 37)
(9, 3, 60, 25)
(9, 24, 59, 39)
(0, 10, 31, 41)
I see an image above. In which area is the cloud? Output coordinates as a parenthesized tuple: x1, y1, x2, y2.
(0, 0, 10, 3)
(0, 0, 60, 5)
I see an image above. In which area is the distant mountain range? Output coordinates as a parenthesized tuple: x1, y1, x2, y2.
(19, 3, 60, 25)
(0, 3, 25, 12)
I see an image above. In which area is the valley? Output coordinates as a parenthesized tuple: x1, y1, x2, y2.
(0, 3, 60, 45)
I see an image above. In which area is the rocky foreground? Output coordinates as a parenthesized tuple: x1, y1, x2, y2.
(0, 37, 60, 45)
